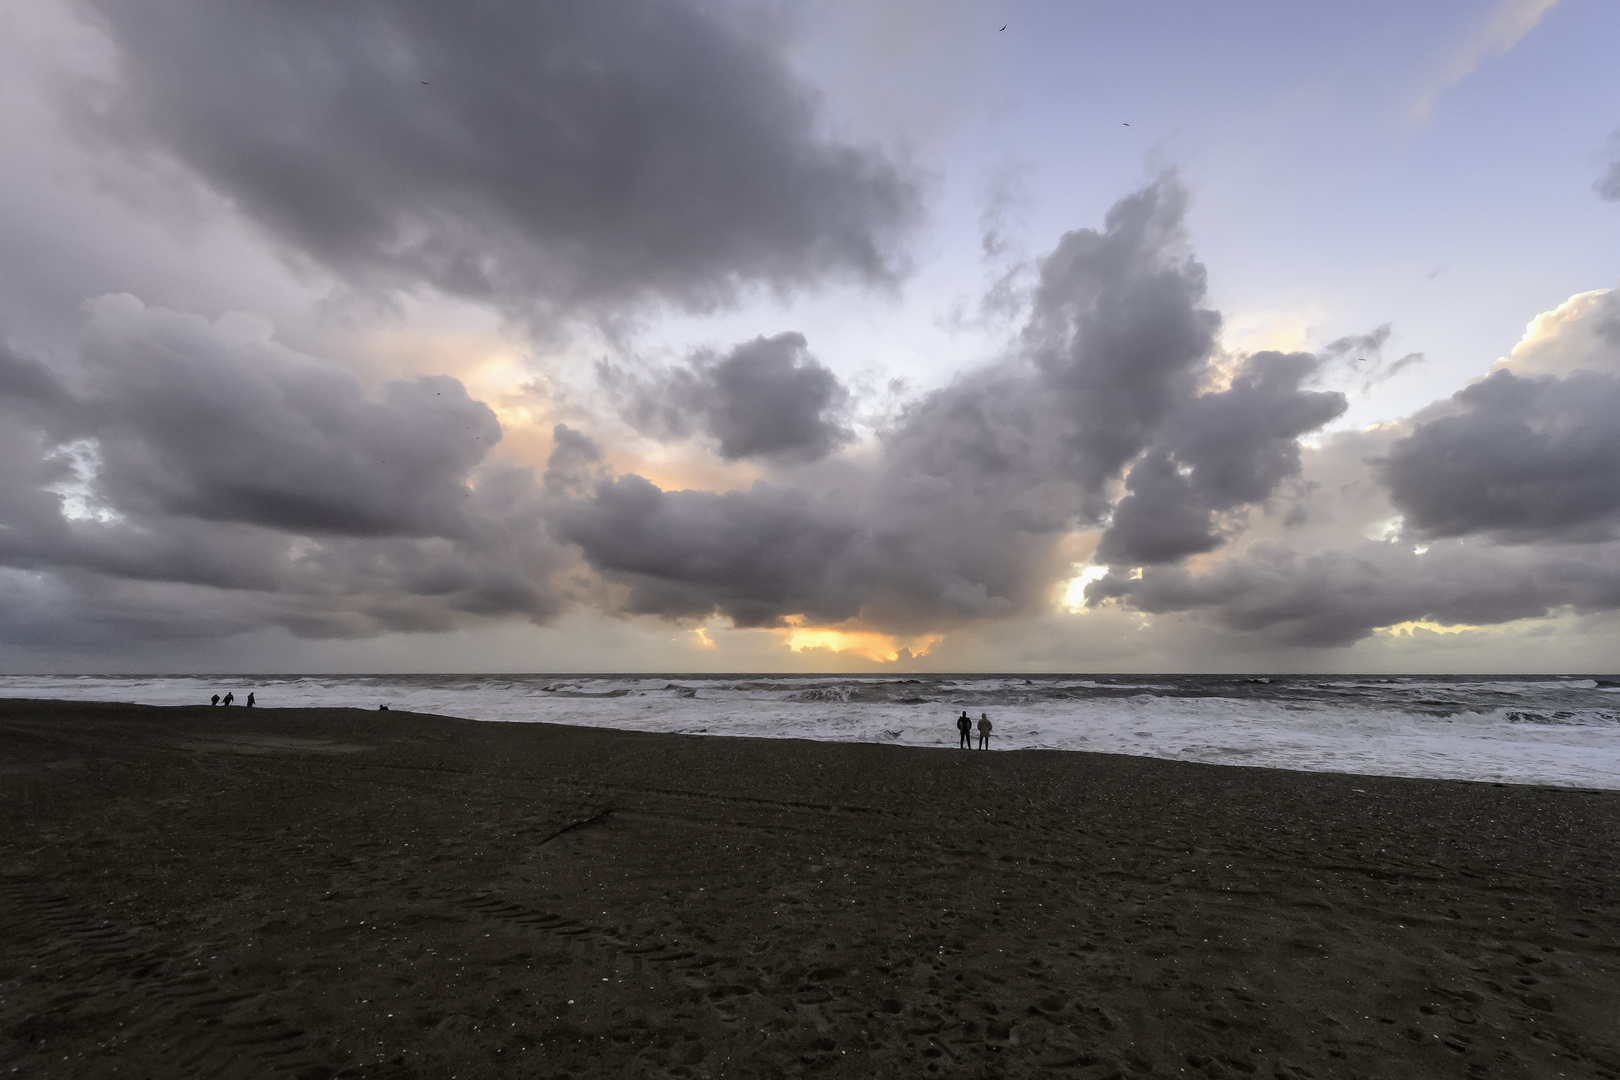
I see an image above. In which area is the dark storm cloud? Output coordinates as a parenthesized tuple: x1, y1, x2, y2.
(1087, 537, 1620, 648)
(1084, 323, 1620, 647)
(553, 474, 863, 628)
(547, 420, 867, 630)
(0, 345, 79, 425)
(556, 175, 1348, 631)
(604, 333, 854, 462)
(75, 0, 919, 316)
(0, 299, 569, 643)
(26, 164, 1599, 655)
(853, 176, 1239, 608)
(1097, 351, 1345, 564)
(79, 296, 500, 538)
(1382, 368, 1620, 543)
(543, 424, 612, 497)
(1021, 178, 1222, 514)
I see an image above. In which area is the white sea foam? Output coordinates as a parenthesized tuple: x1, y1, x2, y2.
(4, 672, 1618, 790)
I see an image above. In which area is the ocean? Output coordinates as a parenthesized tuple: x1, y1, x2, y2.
(5, 672, 1618, 790)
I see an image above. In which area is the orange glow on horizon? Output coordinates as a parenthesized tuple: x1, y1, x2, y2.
(780, 619, 940, 663)
(1376, 620, 1481, 637)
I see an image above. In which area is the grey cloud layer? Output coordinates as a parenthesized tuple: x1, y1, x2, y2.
(76, 0, 918, 316)
(0, 298, 568, 643)
(559, 183, 1620, 650)
(1384, 369, 1620, 543)
(1089, 289, 1620, 646)
(9, 166, 1615, 656)
(602, 333, 854, 462)
(1096, 351, 1344, 564)
(1382, 287, 1620, 545)
(1088, 533, 1620, 648)
(554, 473, 863, 628)
(81, 297, 501, 538)
(555, 177, 1348, 633)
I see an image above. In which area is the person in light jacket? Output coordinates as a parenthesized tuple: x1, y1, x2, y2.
(977, 712, 992, 749)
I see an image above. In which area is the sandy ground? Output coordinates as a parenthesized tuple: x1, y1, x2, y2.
(1, 698, 1616, 1080)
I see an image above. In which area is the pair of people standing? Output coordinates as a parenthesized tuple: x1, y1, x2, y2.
(956, 710, 992, 749)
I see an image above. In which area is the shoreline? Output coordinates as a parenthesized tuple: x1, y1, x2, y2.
(6, 693, 1620, 794)
(6, 688, 1620, 795)
(6, 671, 1620, 794)
(3, 699, 1617, 1078)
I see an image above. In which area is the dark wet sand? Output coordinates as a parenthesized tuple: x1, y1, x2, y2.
(1, 699, 1616, 1079)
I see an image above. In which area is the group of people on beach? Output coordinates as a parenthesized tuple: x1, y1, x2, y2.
(957, 710, 992, 749)
(209, 692, 254, 707)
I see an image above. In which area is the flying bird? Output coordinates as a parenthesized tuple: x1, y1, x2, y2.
(1122, 122, 1131, 126)
(999, 24, 1006, 31)
(421, 81, 429, 85)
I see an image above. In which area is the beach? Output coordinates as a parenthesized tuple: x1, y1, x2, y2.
(2, 699, 1616, 1079)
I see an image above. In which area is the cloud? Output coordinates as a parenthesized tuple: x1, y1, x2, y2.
(1096, 351, 1345, 565)
(0, 297, 571, 643)
(1411, 0, 1560, 123)
(1020, 177, 1221, 516)
(544, 424, 612, 497)
(1085, 536, 1600, 648)
(11, 170, 1614, 662)
(555, 174, 1348, 633)
(1086, 286, 1620, 648)
(1382, 368, 1620, 543)
(1379, 284, 1620, 543)
(72, 0, 920, 319)
(1495, 285, 1620, 379)
(1596, 132, 1620, 201)
(1315, 324, 1424, 391)
(79, 295, 501, 538)
(552, 471, 864, 629)
(602, 333, 854, 462)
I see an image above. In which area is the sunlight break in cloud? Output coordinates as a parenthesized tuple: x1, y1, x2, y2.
(782, 619, 939, 664)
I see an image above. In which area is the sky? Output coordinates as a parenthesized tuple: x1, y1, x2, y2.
(2, 0, 1619, 674)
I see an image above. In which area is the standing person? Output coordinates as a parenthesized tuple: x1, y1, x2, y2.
(222, 692, 234, 706)
(957, 710, 972, 749)
(210, 694, 220, 706)
(246, 692, 255, 708)
(977, 712, 992, 749)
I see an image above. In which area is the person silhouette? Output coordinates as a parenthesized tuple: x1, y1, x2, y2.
(222, 692, 234, 706)
(210, 694, 220, 706)
(246, 692, 255, 708)
(977, 712, 992, 749)
(957, 710, 972, 749)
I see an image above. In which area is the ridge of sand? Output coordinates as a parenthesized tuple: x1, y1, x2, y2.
(1, 698, 1616, 1079)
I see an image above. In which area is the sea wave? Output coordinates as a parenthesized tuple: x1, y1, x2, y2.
(4, 672, 1618, 789)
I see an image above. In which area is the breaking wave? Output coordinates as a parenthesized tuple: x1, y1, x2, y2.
(6, 672, 1620, 790)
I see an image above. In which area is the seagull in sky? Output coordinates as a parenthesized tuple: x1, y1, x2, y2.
(999, 24, 1006, 31)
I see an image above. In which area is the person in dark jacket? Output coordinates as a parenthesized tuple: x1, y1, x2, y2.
(957, 711, 972, 749)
